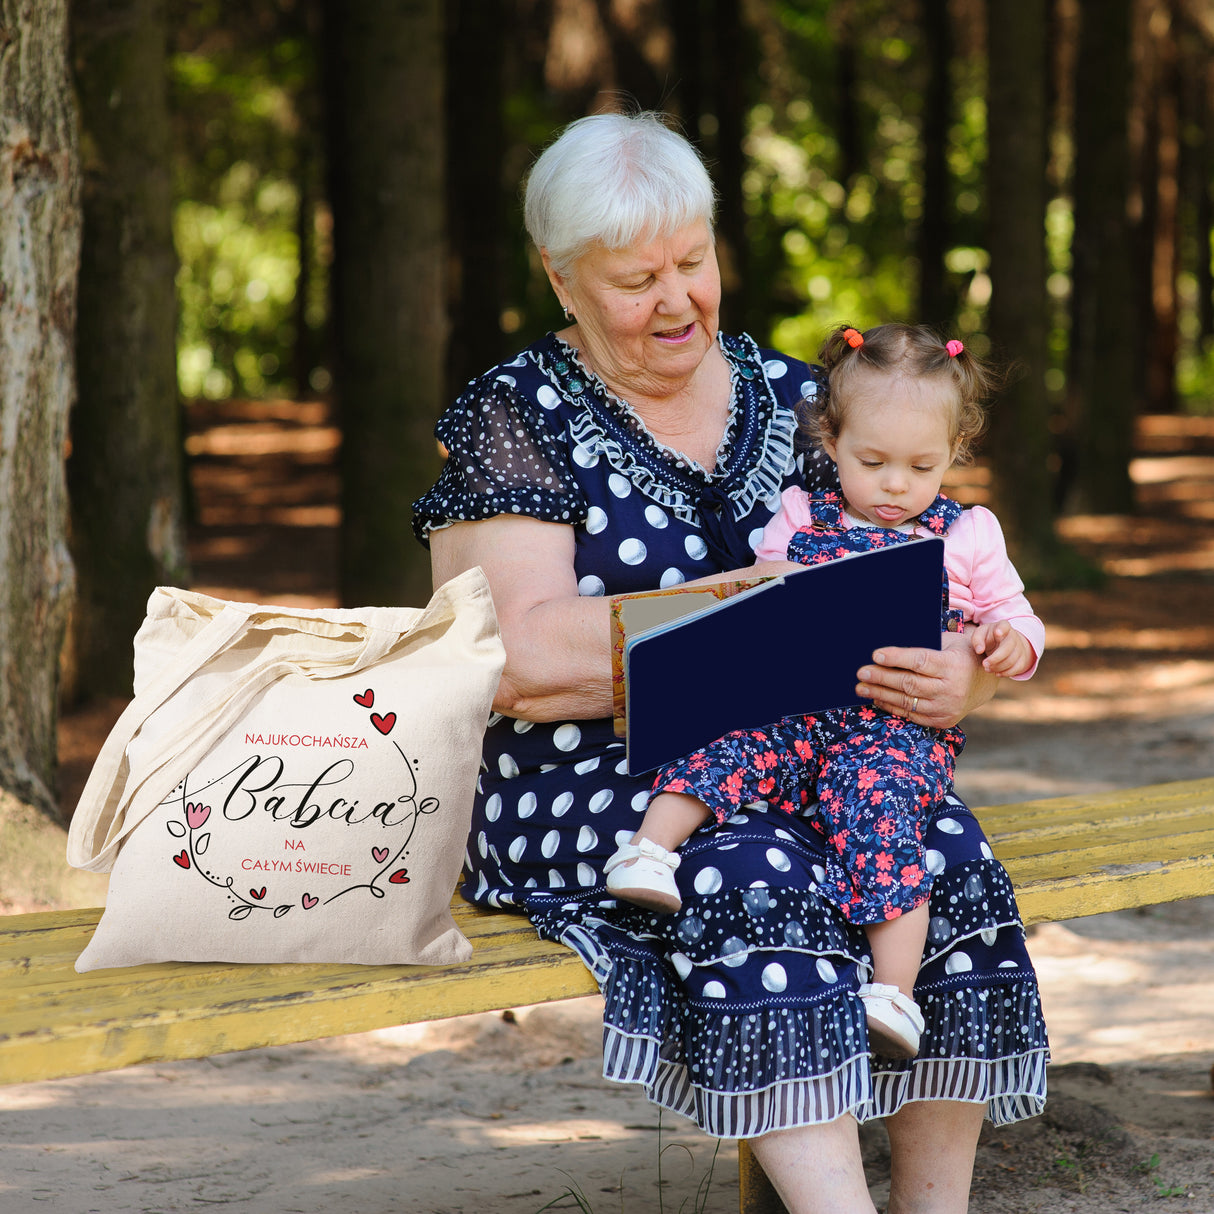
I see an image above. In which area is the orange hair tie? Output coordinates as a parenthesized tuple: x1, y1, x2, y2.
(843, 328, 864, 348)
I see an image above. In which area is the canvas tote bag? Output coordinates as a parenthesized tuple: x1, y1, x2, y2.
(67, 568, 505, 972)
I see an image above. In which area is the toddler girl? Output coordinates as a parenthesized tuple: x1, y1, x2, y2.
(602, 323, 1045, 1059)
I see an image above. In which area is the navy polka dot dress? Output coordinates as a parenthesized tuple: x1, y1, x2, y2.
(413, 331, 1048, 1138)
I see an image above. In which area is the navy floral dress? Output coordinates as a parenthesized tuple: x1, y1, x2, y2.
(652, 494, 969, 928)
(412, 331, 1048, 1138)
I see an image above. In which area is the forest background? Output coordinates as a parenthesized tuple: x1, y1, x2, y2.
(1, 0, 1213, 823)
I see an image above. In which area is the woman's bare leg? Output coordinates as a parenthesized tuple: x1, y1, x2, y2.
(884, 1100, 984, 1214)
(747, 1117, 878, 1214)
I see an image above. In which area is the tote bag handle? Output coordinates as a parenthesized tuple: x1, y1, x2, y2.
(67, 599, 406, 872)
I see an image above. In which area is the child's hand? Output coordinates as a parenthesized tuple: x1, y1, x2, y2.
(970, 620, 1035, 677)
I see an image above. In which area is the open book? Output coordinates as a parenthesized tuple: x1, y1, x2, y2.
(612, 538, 946, 775)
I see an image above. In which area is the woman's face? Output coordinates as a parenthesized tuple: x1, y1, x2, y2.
(547, 220, 721, 399)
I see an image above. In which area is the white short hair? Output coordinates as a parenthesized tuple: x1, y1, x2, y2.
(523, 111, 716, 278)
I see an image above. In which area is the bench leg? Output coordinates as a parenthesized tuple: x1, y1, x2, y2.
(738, 1140, 789, 1213)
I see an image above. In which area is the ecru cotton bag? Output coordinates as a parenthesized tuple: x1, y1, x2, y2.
(67, 569, 504, 972)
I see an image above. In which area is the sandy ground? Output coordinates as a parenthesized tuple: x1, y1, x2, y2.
(1, 408, 1211, 1212)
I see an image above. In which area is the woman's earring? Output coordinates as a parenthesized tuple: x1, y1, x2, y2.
(563, 305, 573, 321)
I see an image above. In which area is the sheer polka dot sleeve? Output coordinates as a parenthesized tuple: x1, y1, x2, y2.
(412, 374, 586, 544)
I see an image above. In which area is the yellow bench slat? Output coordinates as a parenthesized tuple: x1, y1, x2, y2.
(2, 777, 1211, 1089)
(0, 899, 596, 1085)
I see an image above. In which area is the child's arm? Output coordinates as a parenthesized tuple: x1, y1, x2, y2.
(970, 620, 1036, 677)
(950, 506, 1045, 679)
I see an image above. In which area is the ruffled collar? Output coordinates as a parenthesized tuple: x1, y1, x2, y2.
(533, 331, 799, 527)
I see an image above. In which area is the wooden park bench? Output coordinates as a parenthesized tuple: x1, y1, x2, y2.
(3, 775, 1212, 1213)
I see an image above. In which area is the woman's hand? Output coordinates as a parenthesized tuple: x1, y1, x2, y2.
(855, 631, 999, 729)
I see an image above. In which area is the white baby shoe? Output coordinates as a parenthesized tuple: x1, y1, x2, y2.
(858, 982, 925, 1059)
(604, 838, 682, 913)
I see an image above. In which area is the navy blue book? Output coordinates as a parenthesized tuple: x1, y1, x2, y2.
(622, 537, 946, 775)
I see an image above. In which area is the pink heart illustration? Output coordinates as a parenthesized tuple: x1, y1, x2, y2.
(372, 847, 389, 864)
(301, 893, 318, 909)
(353, 689, 374, 708)
(370, 711, 396, 735)
(186, 802, 211, 830)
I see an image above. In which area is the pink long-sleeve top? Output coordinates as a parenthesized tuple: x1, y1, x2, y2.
(754, 487, 1045, 679)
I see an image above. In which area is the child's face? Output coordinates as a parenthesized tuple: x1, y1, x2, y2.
(821, 373, 956, 529)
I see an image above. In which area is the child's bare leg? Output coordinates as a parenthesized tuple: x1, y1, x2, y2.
(861, 901, 930, 1059)
(866, 901, 930, 999)
(631, 791, 712, 851)
(604, 793, 711, 913)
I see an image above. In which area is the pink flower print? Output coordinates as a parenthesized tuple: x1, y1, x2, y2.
(874, 814, 897, 840)
(875, 868, 895, 887)
(858, 706, 877, 721)
(794, 738, 815, 762)
(755, 748, 778, 771)
(779, 799, 796, 815)
(663, 777, 690, 794)
(871, 788, 885, 805)
(856, 766, 880, 793)
(875, 851, 894, 872)
(757, 776, 776, 796)
(721, 769, 745, 802)
(900, 864, 926, 888)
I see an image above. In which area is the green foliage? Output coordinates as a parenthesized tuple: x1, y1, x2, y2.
(169, 2, 324, 400)
(743, 1, 990, 362)
(164, 0, 1214, 431)
(1135, 1152, 1189, 1199)
(175, 171, 301, 399)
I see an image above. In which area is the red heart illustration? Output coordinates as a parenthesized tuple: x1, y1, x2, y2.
(302, 893, 318, 909)
(250, 887, 266, 900)
(372, 846, 390, 864)
(173, 850, 190, 869)
(353, 689, 375, 708)
(389, 869, 410, 884)
(370, 711, 396, 735)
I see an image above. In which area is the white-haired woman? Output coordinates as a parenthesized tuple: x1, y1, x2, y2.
(413, 111, 1047, 1213)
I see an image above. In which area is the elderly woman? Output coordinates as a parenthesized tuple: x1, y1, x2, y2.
(413, 111, 1047, 1213)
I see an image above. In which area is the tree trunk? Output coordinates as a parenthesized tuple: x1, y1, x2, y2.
(324, 0, 445, 608)
(918, 0, 954, 327)
(984, 0, 1059, 578)
(1066, 0, 1137, 513)
(1143, 3, 1180, 413)
(710, 0, 750, 334)
(0, 0, 79, 813)
(445, 0, 506, 400)
(67, 0, 187, 701)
